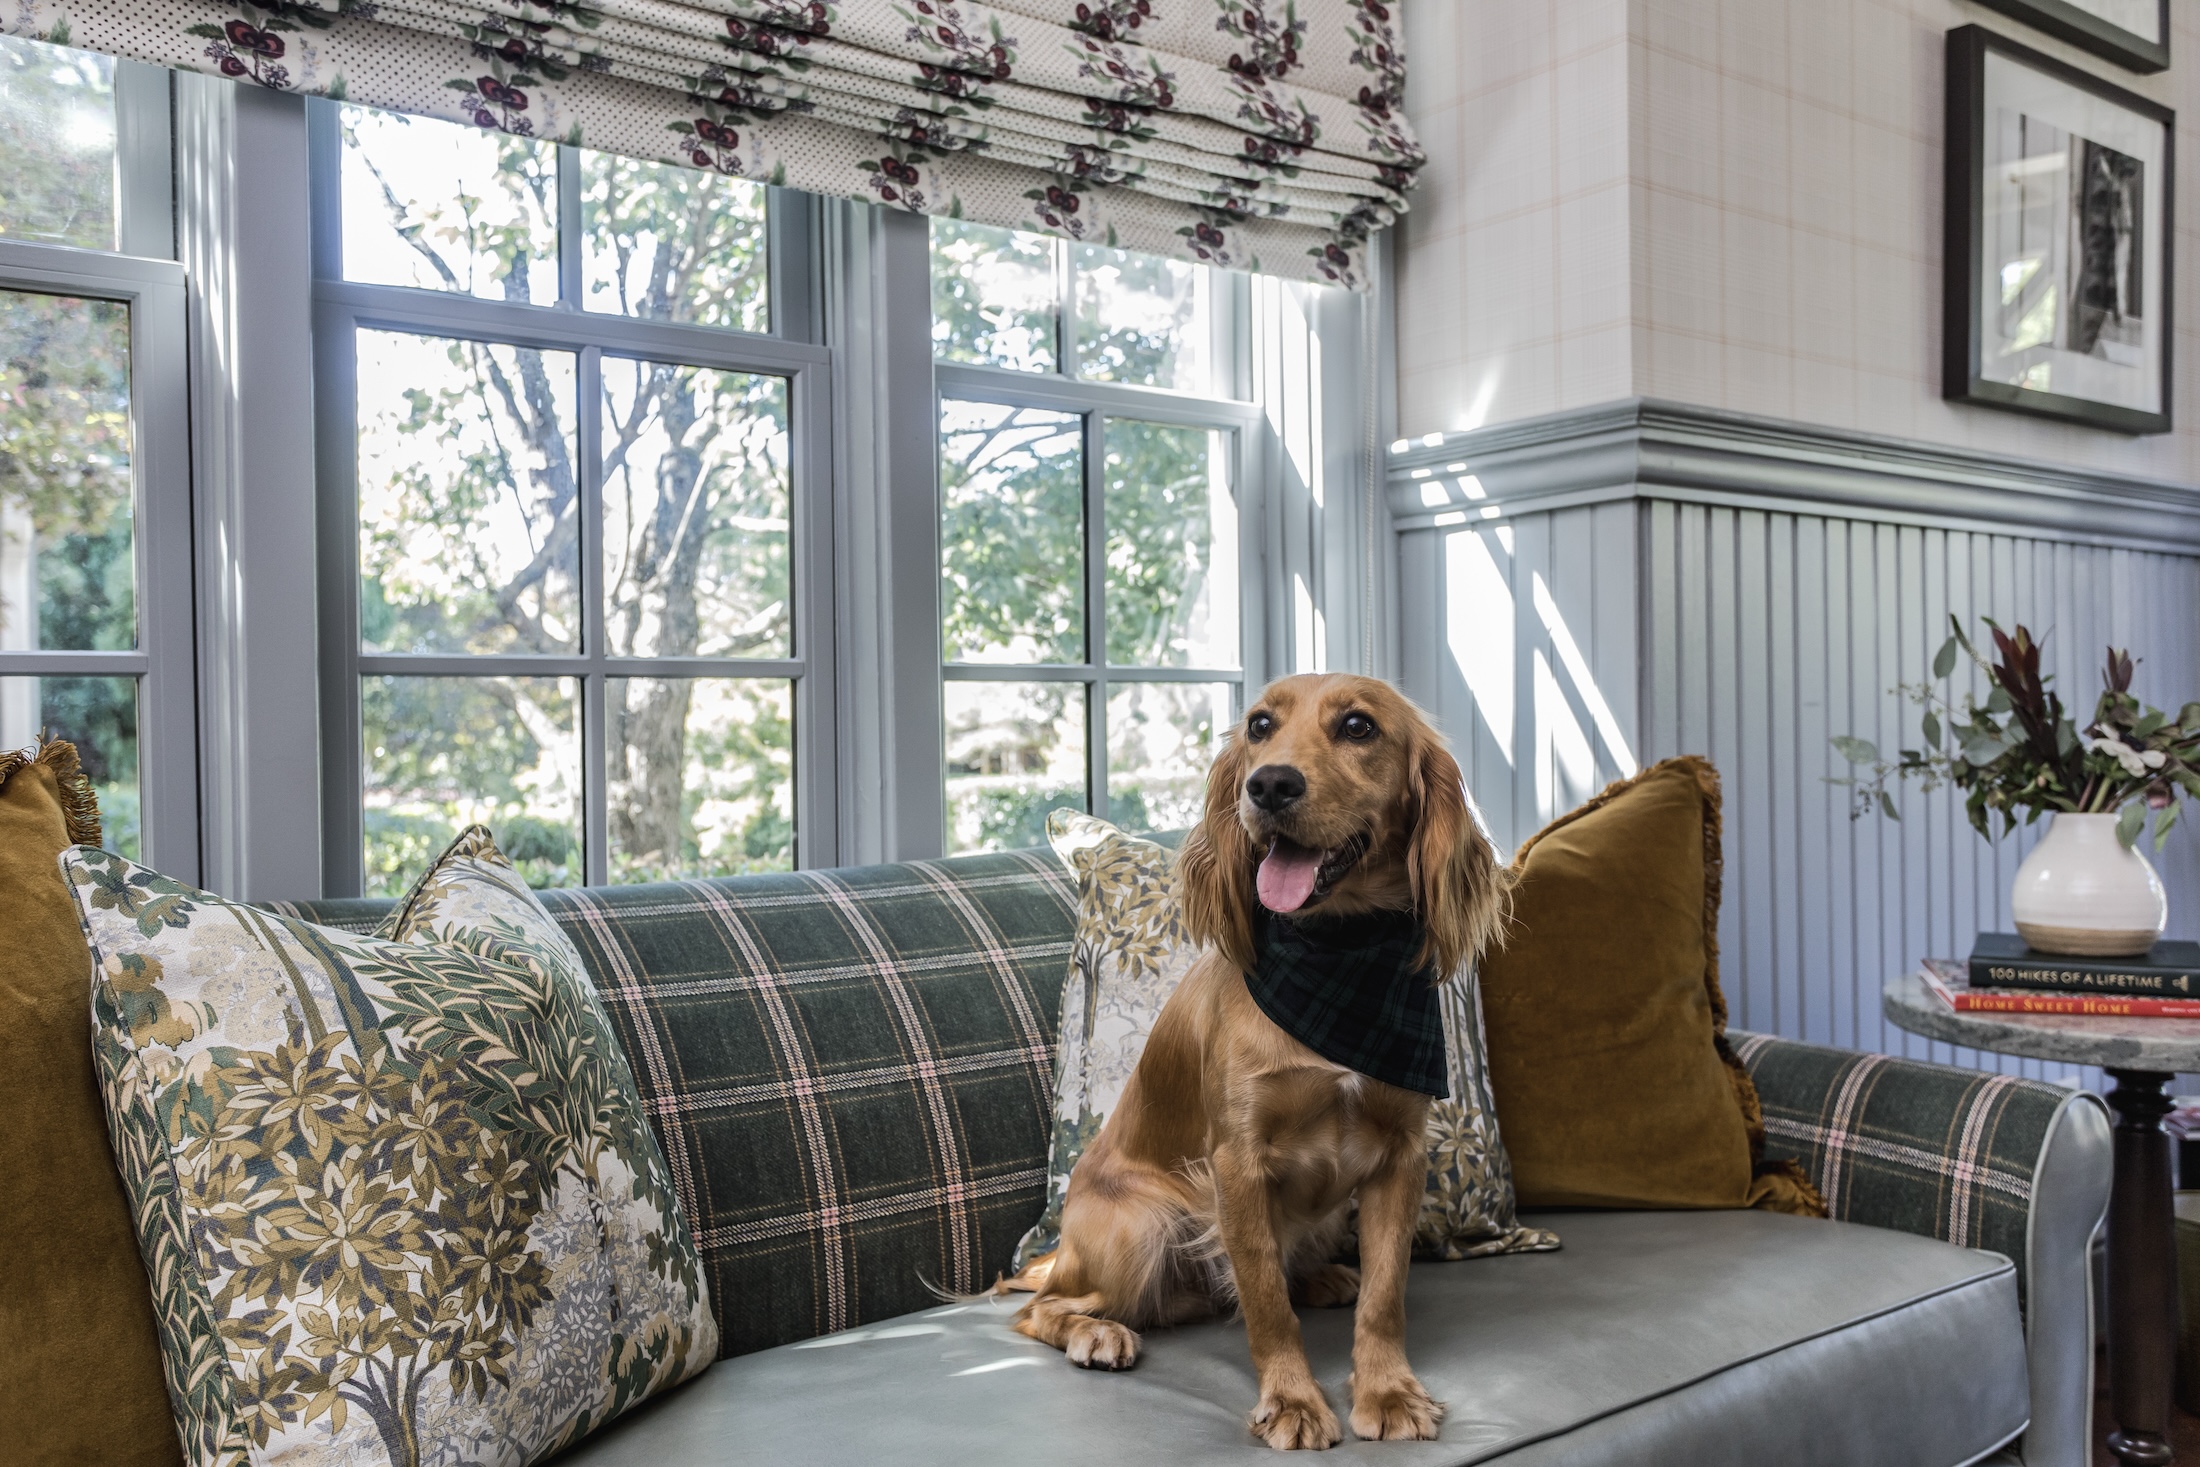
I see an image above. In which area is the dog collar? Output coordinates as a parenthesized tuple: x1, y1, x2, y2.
(1244, 907, 1448, 1097)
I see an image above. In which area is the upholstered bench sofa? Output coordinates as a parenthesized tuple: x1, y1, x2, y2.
(273, 847, 2113, 1467)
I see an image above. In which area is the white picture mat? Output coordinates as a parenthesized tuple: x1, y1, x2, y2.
(1977, 49, 2166, 414)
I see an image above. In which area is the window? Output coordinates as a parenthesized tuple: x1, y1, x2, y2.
(312, 102, 833, 895)
(932, 221, 1258, 852)
(0, 36, 192, 871)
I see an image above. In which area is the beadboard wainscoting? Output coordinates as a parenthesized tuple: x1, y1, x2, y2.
(1393, 400, 2200, 1083)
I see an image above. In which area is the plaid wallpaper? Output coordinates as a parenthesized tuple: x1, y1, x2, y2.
(273, 849, 1078, 1358)
(1733, 1029, 2075, 1313)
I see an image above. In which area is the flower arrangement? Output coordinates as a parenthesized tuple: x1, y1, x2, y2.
(1831, 617, 2200, 850)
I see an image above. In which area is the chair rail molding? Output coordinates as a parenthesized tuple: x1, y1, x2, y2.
(1387, 398, 2200, 552)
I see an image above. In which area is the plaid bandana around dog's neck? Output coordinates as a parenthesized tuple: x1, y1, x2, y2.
(1244, 907, 1448, 1097)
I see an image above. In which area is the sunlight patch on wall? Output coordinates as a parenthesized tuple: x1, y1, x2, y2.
(1533, 648, 1596, 823)
(1293, 572, 1325, 674)
(1444, 528, 1513, 764)
(1456, 370, 1500, 433)
(1530, 571, 1637, 777)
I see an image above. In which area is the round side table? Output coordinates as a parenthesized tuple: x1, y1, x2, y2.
(1887, 973, 2200, 1467)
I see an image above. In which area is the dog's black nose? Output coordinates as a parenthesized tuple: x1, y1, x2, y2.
(1245, 764, 1306, 812)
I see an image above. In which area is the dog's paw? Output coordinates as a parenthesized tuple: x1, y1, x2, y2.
(1063, 1317, 1140, 1371)
(1347, 1372, 1445, 1441)
(1250, 1388, 1341, 1451)
(1294, 1263, 1360, 1308)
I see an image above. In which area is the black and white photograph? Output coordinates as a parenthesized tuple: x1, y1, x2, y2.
(1944, 25, 2175, 433)
(1974, 0, 2169, 74)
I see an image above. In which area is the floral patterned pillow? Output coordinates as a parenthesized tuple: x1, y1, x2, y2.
(1017, 812, 1557, 1268)
(65, 836, 716, 1467)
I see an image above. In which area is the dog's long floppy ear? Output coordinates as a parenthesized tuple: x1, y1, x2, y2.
(1407, 730, 1509, 978)
(1177, 727, 1258, 973)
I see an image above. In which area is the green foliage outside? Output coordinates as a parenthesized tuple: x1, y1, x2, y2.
(0, 35, 113, 250)
(344, 106, 786, 893)
(933, 220, 1238, 851)
(0, 35, 139, 853)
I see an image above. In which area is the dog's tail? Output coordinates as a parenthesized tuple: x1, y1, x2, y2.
(995, 1251, 1057, 1294)
(918, 1250, 1057, 1306)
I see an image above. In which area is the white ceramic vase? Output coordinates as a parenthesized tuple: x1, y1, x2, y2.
(2009, 812, 2168, 957)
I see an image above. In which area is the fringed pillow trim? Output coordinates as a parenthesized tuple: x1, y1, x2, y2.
(0, 737, 104, 846)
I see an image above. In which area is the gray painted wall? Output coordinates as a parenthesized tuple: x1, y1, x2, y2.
(1395, 403, 2200, 1084)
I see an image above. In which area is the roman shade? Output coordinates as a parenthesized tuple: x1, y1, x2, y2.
(8, 0, 1418, 282)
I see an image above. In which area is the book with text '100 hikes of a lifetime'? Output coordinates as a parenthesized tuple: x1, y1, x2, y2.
(1924, 958, 2200, 1019)
(1964, 932, 2200, 1000)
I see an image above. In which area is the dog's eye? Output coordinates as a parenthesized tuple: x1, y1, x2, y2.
(1339, 712, 1378, 742)
(1246, 712, 1275, 741)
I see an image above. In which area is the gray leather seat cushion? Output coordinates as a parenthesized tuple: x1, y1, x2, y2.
(560, 1210, 2028, 1467)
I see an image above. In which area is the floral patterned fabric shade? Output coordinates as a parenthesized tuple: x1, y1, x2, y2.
(9, 0, 1418, 282)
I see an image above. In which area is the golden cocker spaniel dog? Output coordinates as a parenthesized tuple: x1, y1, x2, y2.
(1009, 673, 1507, 1450)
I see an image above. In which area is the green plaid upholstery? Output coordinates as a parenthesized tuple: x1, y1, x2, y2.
(272, 862, 2080, 1355)
(270, 849, 1077, 1359)
(1733, 1029, 2070, 1312)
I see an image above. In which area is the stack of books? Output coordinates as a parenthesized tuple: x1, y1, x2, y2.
(1922, 933, 2200, 1018)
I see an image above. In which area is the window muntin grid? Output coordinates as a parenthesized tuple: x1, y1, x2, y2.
(931, 219, 1254, 851)
(314, 100, 828, 894)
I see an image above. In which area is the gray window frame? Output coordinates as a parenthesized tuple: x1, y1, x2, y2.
(934, 246, 1266, 837)
(305, 99, 838, 893)
(0, 59, 198, 878)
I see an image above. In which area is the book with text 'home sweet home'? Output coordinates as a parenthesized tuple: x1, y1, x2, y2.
(1924, 958, 2200, 1018)
(1969, 932, 2200, 998)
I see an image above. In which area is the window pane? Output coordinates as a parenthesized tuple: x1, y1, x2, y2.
(340, 105, 558, 304)
(362, 675, 579, 895)
(940, 400, 1083, 664)
(1075, 246, 1217, 393)
(583, 153, 768, 332)
(608, 677, 791, 880)
(602, 361, 790, 659)
(0, 674, 137, 854)
(944, 680, 1085, 854)
(0, 35, 114, 250)
(357, 330, 579, 655)
(1107, 682, 1231, 834)
(1104, 421, 1236, 668)
(0, 290, 133, 652)
(932, 219, 1058, 372)
(0, 33, 114, 249)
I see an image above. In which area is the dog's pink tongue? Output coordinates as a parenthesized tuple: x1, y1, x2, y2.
(1257, 839, 1324, 913)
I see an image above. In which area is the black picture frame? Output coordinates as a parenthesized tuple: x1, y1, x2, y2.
(1973, 0, 2169, 73)
(1944, 25, 2175, 435)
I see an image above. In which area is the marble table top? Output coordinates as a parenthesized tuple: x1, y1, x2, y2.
(1884, 972, 2200, 1073)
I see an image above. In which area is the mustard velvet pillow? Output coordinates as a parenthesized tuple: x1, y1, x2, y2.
(0, 741, 181, 1467)
(1477, 757, 1822, 1215)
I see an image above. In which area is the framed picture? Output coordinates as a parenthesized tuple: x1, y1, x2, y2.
(1972, 0, 2168, 73)
(1944, 25, 2175, 434)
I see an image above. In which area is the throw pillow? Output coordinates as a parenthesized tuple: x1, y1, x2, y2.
(66, 839, 717, 1467)
(1476, 757, 1824, 1214)
(0, 742, 181, 1467)
(1015, 812, 1557, 1269)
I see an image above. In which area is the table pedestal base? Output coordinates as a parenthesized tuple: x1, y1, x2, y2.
(2107, 1067, 2177, 1467)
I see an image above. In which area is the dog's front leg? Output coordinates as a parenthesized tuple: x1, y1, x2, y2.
(1213, 1141, 1341, 1451)
(1346, 1136, 1443, 1441)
